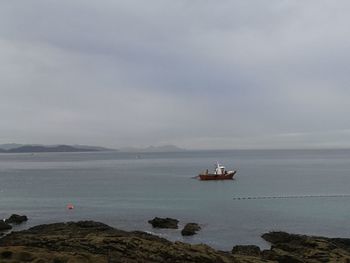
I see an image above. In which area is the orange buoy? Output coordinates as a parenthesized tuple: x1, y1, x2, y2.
(67, 204, 74, 210)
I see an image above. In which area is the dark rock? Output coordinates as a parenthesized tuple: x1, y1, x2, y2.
(148, 217, 179, 229)
(1, 222, 350, 263)
(232, 245, 261, 256)
(1, 250, 13, 259)
(261, 248, 304, 262)
(18, 251, 35, 262)
(261, 249, 277, 260)
(0, 221, 235, 263)
(262, 231, 307, 244)
(275, 254, 304, 263)
(330, 237, 350, 252)
(0, 221, 12, 231)
(261, 231, 350, 263)
(181, 223, 201, 236)
(75, 220, 111, 230)
(5, 214, 28, 224)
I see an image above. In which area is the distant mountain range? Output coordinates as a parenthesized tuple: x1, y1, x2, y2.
(0, 144, 185, 153)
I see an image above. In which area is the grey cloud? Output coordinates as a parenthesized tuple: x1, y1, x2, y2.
(1, 0, 350, 149)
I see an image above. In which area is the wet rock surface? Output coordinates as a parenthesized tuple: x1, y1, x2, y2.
(0, 221, 12, 232)
(0, 222, 350, 262)
(0, 221, 237, 263)
(181, 223, 201, 236)
(260, 231, 350, 262)
(5, 214, 28, 225)
(148, 217, 179, 229)
(232, 245, 261, 257)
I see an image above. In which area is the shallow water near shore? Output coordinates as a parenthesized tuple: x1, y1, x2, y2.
(1, 149, 350, 250)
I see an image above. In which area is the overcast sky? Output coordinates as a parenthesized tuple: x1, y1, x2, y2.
(1, 0, 350, 149)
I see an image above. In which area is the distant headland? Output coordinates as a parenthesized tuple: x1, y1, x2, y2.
(0, 144, 111, 153)
(0, 144, 185, 153)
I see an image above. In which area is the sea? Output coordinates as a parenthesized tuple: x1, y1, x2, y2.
(1, 149, 350, 250)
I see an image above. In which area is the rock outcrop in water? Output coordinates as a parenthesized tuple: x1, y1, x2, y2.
(1, 222, 350, 262)
(5, 214, 28, 225)
(181, 223, 201, 236)
(148, 217, 179, 229)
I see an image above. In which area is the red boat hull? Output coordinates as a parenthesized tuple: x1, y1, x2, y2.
(198, 171, 236, 181)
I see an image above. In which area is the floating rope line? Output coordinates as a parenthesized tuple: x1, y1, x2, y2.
(233, 194, 350, 200)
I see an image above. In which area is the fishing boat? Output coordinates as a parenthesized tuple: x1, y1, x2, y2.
(198, 162, 236, 181)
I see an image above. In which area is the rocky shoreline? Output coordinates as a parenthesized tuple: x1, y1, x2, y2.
(0, 218, 350, 262)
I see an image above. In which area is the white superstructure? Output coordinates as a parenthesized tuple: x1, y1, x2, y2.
(214, 162, 226, 175)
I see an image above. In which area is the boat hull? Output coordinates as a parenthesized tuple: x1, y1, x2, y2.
(198, 171, 236, 181)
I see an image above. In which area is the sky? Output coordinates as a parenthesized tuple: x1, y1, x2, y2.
(1, 0, 350, 149)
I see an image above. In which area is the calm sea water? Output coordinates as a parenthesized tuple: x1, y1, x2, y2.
(1, 149, 350, 250)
